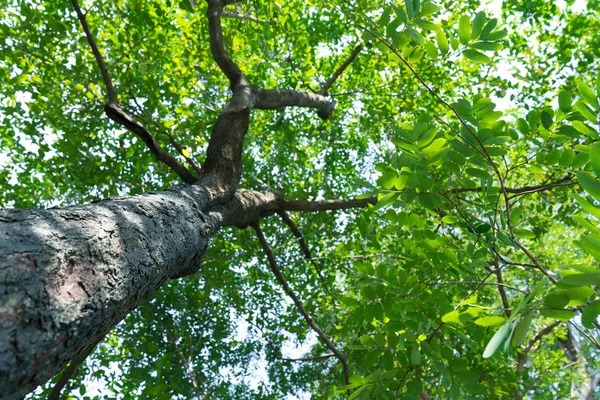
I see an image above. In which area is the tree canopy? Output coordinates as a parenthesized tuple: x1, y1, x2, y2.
(2, 0, 600, 398)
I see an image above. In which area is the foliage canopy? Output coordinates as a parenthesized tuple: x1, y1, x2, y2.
(2, 0, 600, 398)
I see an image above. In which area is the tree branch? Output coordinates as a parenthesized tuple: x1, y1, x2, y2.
(277, 211, 334, 302)
(493, 260, 511, 318)
(71, 0, 196, 184)
(206, 0, 248, 88)
(252, 223, 350, 386)
(447, 175, 575, 197)
(48, 343, 96, 400)
(277, 353, 335, 362)
(320, 43, 364, 96)
(254, 88, 336, 119)
(104, 104, 196, 183)
(70, 0, 116, 104)
(279, 196, 377, 212)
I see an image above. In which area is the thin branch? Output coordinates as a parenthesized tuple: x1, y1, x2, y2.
(446, 175, 575, 197)
(279, 196, 376, 212)
(70, 0, 116, 104)
(493, 260, 511, 318)
(277, 211, 334, 302)
(48, 344, 96, 400)
(320, 43, 364, 96)
(277, 353, 335, 362)
(206, 0, 248, 88)
(429, 281, 526, 294)
(252, 223, 350, 387)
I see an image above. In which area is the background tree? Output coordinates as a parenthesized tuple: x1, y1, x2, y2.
(1, 0, 600, 399)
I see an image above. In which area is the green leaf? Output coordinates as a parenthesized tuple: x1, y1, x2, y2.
(471, 11, 486, 39)
(471, 41, 503, 51)
(458, 15, 471, 45)
(511, 313, 532, 347)
(406, 25, 425, 45)
(405, 0, 415, 19)
(582, 301, 600, 329)
(539, 309, 575, 321)
(436, 29, 449, 54)
(575, 100, 598, 123)
(339, 296, 361, 308)
(558, 90, 572, 112)
(560, 272, 600, 286)
(573, 194, 600, 219)
(411, 346, 421, 365)
(483, 322, 512, 358)
(425, 41, 438, 59)
(591, 143, 600, 178)
(179, 0, 194, 13)
(578, 82, 599, 110)
(393, 5, 408, 23)
(517, 118, 529, 134)
(480, 18, 498, 37)
(577, 172, 600, 201)
(565, 286, 595, 306)
(462, 49, 490, 63)
(543, 291, 569, 309)
(480, 28, 507, 41)
(474, 316, 506, 327)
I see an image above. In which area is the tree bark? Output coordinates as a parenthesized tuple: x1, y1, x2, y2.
(0, 184, 221, 399)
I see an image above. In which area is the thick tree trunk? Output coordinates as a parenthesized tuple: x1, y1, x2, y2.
(0, 184, 223, 400)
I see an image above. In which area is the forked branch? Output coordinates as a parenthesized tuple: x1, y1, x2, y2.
(70, 0, 195, 184)
(252, 223, 350, 386)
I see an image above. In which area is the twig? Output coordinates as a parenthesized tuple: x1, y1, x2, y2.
(252, 223, 350, 388)
(278, 353, 335, 362)
(429, 281, 526, 294)
(277, 211, 335, 304)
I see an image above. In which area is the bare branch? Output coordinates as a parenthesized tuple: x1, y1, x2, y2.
(429, 281, 526, 294)
(252, 223, 350, 386)
(493, 260, 511, 318)
(278, 353, 335, 362)
(254, 88, 336, 119)
(279, 196, 376, 212)
(277, 211, 334, 302)
(447, 174, 575, 197)
(70, 0, 116, 104)
(320, 43, 364, 96)
(48, 344, 96, 400)
(206, 0, 248, 88)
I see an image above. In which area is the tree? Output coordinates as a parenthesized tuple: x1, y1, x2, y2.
(1, 0, 600, 399)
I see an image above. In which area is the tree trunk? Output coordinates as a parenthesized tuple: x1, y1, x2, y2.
(0, 184, 225, 399)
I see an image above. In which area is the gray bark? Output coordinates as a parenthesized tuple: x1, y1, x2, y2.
(0, 184, 221, 399)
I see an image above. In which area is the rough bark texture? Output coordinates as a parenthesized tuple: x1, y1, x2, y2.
(0, 185, 220, 400)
